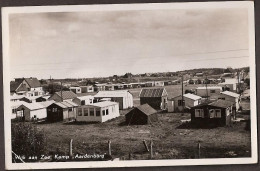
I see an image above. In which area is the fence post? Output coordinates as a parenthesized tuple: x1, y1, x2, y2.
(143, 140, 149, 152)
(69, 139, 73, 158)
(198, 141, 201, 159)
(128, 153, 131, 160)
(108, 140, 111, 156)
(150, 140, 153, 159)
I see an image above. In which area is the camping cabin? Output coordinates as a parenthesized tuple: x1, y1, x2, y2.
(94, 84, 106, 92)
(195, 86, 222, 98)
(220, 91, 240, 110)
(76, 101, 120, 123)
(125, 104, 158, 125)
(80, 85, 94, 93)
(16, 101, 53, 121)
(69, 86, 82, 94)
(72, 96, 94, 106)
(47, 101, 78, 122)
(94, 90, 133, 109)
(169, 93, 202, 112)
(139, 88, 168, 110)
(190, 99, 235, 127)
(154, 81, 164, 87)
(49, 91, 77, 102)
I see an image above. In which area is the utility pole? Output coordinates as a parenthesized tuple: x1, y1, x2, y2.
(182, 74, 184, 112)
(237, 70, 240, 94)
(205, 73, 208, 100)
(60, 81, 63, 102)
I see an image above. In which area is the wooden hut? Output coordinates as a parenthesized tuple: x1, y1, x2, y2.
(125, 104, 158, 125)
(139, 88, 168, 110)
(190, 99, 235, 127)
(47, 101, 78, 122)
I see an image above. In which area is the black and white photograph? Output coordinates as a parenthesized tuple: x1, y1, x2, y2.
(2, 1, 257, 170)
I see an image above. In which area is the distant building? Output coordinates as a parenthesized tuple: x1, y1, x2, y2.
(69, 86, 82, 94)
(125, 104, 158, 125)
(190, 99, 235, 127)
(49, 91, 77, 102)
(47, 101, 78, 122)
(154, 81, 164, 87)
(72, 96, 94, 106)
(105, 84, 114, 91)
(168, 93, 202, 112)
(139, 88, 168, 110)
(94, 90, 133, 109)
(76, 101, 120, 123)
(80, 85, 94, 93)
(195, 86, 222, 98)
(94, 84, 106, 92)
(220, 91, 240, 110)
(10, 77, 44, 96)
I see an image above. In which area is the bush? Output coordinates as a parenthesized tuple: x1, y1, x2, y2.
(11, 122, 47, 162)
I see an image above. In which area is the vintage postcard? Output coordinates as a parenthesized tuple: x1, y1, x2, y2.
(2, 1, 257, 170)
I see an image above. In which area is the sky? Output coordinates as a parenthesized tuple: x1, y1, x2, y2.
(9, 7, 250, 79)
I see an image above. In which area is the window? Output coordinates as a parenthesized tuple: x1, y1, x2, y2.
(215, 109, 221, 118)
(83, 108, 88, 116)
(195, 109, 204, 118)
(106, 109, 109, 115)
(210, 90, 216, 93)
(96, 110, 101, 117)
(68, 108, 72, 112)
(81, 101, 85, 105)
(90, 109, 94, 116)
(52, 108, 57, 112)
(12, 108, 16, 113)
(178, 100, 185, 106)
(102, 110, 106, 116)
(78, 109, 82, 116)
(209, 109, 215, 118)
(218, 97, 225, 100)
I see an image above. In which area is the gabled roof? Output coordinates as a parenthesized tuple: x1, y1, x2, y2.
(221, 91, 240, 98)
(139, 88, 167, 97)
(10, 81, 27, 92)
(52, 91, 77, 100)
(24, 78, 41, 88)
(54, 101, 78, 109)
(38, 100, 55, 108)
(209, 99, 235, 108)
(18, 102, 45, 110)
(94, 90, 132, 98)
(135, 104, 157, 116)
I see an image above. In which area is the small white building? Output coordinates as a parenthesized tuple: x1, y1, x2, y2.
(220, 91, 240, 110)
(168, 93, 202, 112)
(94, 90, 133, 109)
(16, 101, 53, 121)
(72, 96, 94, 105)
(80, 86, 94, 93)
(69, 86, 82, 94)
(154, 81, 164, 87)
(76, 101, 120, 123)
(196, 86, 222, 98)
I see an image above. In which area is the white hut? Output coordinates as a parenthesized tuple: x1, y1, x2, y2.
(76, 101, 120, 123)
(94, 90, 133, 109)
(72, 96, 94, 106)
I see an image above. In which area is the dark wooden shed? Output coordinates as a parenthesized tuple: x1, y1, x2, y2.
(139, 88, 168, 110)
(125, 104, 158, 125)
(190, 99, 235, 127)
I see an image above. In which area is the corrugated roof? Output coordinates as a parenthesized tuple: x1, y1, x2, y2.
(184, 93, 201, 100)
(139, 88, 167, 97)
(10, 94, 25, 100)
(209, 99, 234, 108)
(136, 104, 157, 116)
(24, 78, 41, 88)
(38, 100, 55, 108)
(221, 91, 240, 98)
(54, 101, 78, 109)
(53, 91, 77, 100)
(196, 86, 222, 90)
(94, 90, 132, 98)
